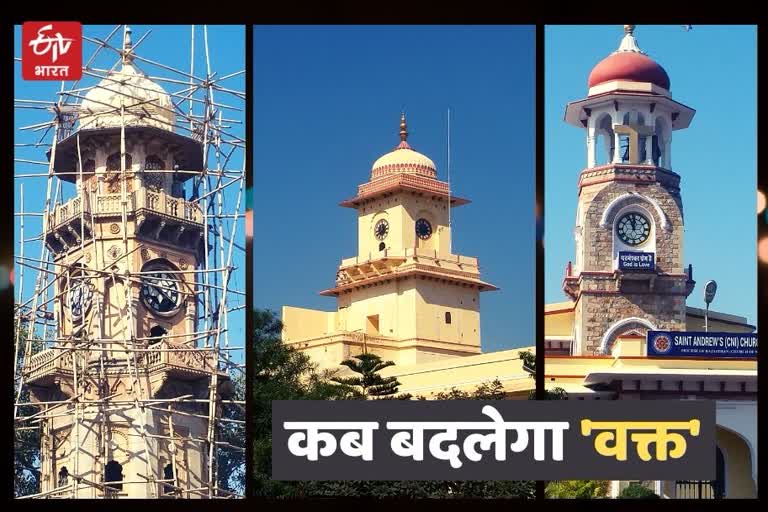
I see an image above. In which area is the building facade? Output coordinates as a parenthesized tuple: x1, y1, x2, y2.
(545, 26, 757, 499)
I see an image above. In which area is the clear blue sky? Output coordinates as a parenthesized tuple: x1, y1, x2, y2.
(14, 25, 246, 358)
(254, 25, 536, 352)
(545, 25, 757, 326)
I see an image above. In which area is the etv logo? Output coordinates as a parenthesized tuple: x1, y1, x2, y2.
(22, 22, 82, 81)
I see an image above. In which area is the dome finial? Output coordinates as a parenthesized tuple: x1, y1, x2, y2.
(616, 24, 645, 54)
(399, 111, 408, 142)
(122, 25, 134, 64)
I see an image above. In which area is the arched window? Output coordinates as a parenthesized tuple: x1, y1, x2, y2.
(104, 460, 123, 493)
(143, 155, 165, 192)
(106, 153, 134, 194)
(653, 117, 669, 168)
(378, 242, 386, 251)
(82, 159, 95, 174)
(144, 155, 165, 171)
(445, 312, 452, 324)
(106, 152, 133, 172)
(149, 325, 167, 345)
(163, 463, 174, 495)
(594, 114, 615, 165)
(58, 466, 69, 487)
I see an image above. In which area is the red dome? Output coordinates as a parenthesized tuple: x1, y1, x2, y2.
(588, 52, 670, 91)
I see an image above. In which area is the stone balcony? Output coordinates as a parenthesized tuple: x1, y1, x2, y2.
(24, 341, 226, 400)
(44, 188, 204, 255)
(321, 247, 495, 296)
(24, 348, 74, 386)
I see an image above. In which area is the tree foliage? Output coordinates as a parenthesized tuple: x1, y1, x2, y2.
(331, 353, 401, 398)
(619, 482, 660, 499)
(216, 371, 245, 495)
(14, 321, 42, 497)
(545, 479, 610, 499)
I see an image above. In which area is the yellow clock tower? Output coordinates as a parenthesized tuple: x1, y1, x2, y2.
(283, 114, 497, 370)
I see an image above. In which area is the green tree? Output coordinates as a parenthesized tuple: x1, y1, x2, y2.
(251, 309, 351, 497)
(216, 371, 245, 495)
(331, 353, 402, 398)
(14, 320, 42, 497)
(545, 480, 610, 499)
(619, 482, 660, 499)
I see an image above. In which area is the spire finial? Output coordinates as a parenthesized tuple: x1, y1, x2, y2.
(122, 25, 134, 64)
(399, 111, 408, 142)
(616, 24, 645, 54)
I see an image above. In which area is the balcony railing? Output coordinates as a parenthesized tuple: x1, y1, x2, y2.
(24, 348, 73, 383)
(45, 189, 203, 233)
(25, 341, 221, 385)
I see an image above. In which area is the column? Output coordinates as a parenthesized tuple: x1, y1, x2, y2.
(586, 134, 596, 168)
(613, 131, 622, 163)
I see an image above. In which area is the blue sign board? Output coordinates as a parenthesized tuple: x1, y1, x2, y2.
(618, 251, 655, 271)
(647, 330, 758, 358)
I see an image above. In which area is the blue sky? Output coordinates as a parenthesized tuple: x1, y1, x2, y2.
(14, 25, 246, 359)
(545, 25, 757, 326)
(254, 25, 536, 352)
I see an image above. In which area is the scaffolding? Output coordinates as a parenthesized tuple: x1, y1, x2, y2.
(13, 25, 245, 499)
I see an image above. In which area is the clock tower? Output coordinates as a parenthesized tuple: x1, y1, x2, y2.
(23, 28, 228, 498)
(282, 114, 497, 368)
(562, 26, 696, 355)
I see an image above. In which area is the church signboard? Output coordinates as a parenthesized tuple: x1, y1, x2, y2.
(647, 330, 758, 359)
(618, 251, 655, 271)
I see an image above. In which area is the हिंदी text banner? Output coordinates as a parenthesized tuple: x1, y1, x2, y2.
(272, 400, 715, 481)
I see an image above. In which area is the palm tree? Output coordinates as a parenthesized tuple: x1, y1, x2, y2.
(331, 353, 401, 398)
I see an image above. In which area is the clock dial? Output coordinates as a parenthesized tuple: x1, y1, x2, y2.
(66, 269, 93, 320)
(374, 219, 389, 241)
(617, 212, 651, 246)
(415, 218, 433, 240)
(141, 263, 181, 315)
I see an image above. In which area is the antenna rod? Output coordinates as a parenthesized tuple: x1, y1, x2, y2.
(447, 108, 451, 254)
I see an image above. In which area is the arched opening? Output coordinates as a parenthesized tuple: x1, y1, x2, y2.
(144, 154, 166, 192)
(104, 460, 124, 493)
(149, 325, 167, 345)
(144, 155, 165, 171)
(445, 312, 452, 324)
(594, 114, 615, 165)
(163, 463, 174, 495)
(82, 158, 95, 174)
(378, 242, 386, 251)
(106, 152, 133, 172)
(105, 152, 133, 194)
(653, 117, 669, 168)
(599, 317, 657, 355)
(58, 466, 69, 487)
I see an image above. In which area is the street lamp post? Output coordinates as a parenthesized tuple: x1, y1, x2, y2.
(704, 280, 717, 332)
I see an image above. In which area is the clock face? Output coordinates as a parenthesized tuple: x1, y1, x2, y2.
(66, 269, 93, 320)
(415, 218, 433, 240)
(616, 212, 651, 246)
(374, 219, 389, 241)
(141, 263, 181, 315)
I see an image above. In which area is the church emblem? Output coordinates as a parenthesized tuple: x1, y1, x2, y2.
(652, 334, 672, 354)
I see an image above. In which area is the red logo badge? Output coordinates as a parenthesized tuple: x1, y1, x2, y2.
(22, 22, 82, 81)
